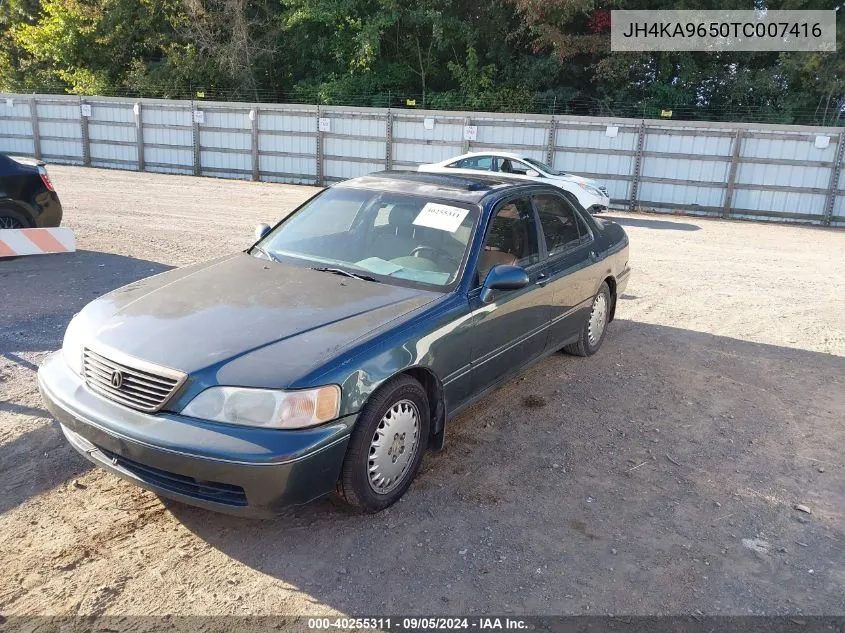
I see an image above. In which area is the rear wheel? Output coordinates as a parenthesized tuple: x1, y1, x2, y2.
(338, 375, 430, 512)
(0, 206, 30, 229)
(564, 282, 611, 357)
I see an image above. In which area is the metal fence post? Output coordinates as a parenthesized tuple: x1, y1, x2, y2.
(462, 117, 472, 153)
(722, 128, 744, 219)
(546, 117, 557, 166)
(385, 110, 393, 170)
(191, 103, 201, 176)
(250, 107, 260, 181)
(29, 97, 41, 160)
(316, 105, 324, 186)
(628, 121, 646, 211)
(80, 98, 91, 166)
(822, 131, 845, 226)
(134, 102, 145, 172)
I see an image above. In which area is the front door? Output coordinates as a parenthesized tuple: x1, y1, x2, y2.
(467, 196, 550, 394)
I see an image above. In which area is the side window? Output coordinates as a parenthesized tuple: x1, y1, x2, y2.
(574, 210, 593, 241)
(509, 160, 533, 175)
(476, 197, 540, 284)
(534, 194, 581, 256)
(454, 156, 492, 171)
(495, 158, 533, 175)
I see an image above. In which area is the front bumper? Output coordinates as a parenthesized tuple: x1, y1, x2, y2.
(37, 353, 354, 517)
(586, 193, 611, 213)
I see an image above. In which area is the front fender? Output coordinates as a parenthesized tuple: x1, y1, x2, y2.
(300, 294, 475, 419)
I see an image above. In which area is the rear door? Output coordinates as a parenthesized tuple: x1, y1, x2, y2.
(467, 195, 550, 394)
(532, 191, 598, 347)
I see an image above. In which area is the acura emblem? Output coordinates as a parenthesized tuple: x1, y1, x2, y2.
(110, 370, 124, 389)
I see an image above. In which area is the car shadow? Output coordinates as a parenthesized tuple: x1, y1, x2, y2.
(0, 250, 173, 353)
(0, 249, 173, 514)
(166, 320, 845, 614)
(0, 421, 91, 515)
(603, 215, 701, 231)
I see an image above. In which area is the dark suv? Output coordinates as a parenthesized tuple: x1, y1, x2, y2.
(0, 153, 63, 228)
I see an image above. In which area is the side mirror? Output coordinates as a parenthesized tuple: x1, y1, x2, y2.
(525, 169, 540, 177)
(480, 264, 530, 303)
(254, 223, 272, 241)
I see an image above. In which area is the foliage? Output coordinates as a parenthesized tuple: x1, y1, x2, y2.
(0, 0, 842, 125)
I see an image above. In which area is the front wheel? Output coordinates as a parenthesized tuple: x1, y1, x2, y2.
(564, 282, 611, 357)
(338, 375, 430, 512)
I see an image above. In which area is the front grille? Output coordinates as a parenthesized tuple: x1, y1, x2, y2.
(98, 446, 247, 506)
(83, 347, 186, 413)
(598, 185, 609, 196)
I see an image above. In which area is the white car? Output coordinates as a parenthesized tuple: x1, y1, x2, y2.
(418, 152, 610, 213)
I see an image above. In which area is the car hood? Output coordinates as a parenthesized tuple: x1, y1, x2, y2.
(78, 253, 439, 385)
(552, 173, 604, 191)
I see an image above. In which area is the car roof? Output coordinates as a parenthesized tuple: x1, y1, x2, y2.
(334, 170, 538, 204)
(444, 151, 529, 162)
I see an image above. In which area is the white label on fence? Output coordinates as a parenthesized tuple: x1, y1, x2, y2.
(80, 103, 92, 117)
(5, 98, 13, 108)
(193, 110, 205, 124)
(318, 117, 331, 132)
(424, 117, 435, 130)
(605, 125, 619, 138)
(413, 203, 469, 233)
(463, 125, 478, 141)
(814, 135, 830, 149)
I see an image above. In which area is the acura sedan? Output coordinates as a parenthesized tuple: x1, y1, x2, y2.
(38, 172, 630, 516)
(418, 152, 610, 214)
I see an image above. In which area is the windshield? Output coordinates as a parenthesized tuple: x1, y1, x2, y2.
(254, 187, 480, 290)
(524, 157, 565, 176)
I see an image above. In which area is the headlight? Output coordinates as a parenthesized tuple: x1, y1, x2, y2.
(578, 181, 603, 196)
(180, 385, 341, 429)
(62, 314, 85, 375)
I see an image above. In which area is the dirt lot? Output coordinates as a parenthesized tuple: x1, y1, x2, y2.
(1, 166, 844, 617)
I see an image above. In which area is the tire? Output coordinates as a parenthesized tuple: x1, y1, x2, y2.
(564, 282, 611, 357)
(338, 375, 430, 512)
(0, 206, 31, 230)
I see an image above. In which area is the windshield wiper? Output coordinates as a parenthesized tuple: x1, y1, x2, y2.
(311, 267, 379, 283)
(251, 245, 279, 262)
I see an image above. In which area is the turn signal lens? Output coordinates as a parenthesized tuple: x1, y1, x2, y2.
(315, 385, 340, 421)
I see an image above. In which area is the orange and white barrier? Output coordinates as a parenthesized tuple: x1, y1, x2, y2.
(0, 228, 76, 257)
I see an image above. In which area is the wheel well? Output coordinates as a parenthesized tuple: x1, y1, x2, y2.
(604, 275, 617, 321)
(400, 367, 445, 450)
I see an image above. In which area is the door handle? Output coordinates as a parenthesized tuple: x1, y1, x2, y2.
(535, 273, 550, 286)
(589, 250, 598, 261)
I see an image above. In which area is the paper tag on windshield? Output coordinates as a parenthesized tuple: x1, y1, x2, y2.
(413, 203, 469, 233)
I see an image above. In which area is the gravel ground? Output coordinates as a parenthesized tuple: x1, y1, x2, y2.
(1, 166, 844, 617)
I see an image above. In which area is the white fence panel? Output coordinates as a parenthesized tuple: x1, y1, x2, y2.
(90, 141, 137, 167)
(553, 123, 638, 202)
(0, 99, 34, 155)
(1, 92, 842, 226)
